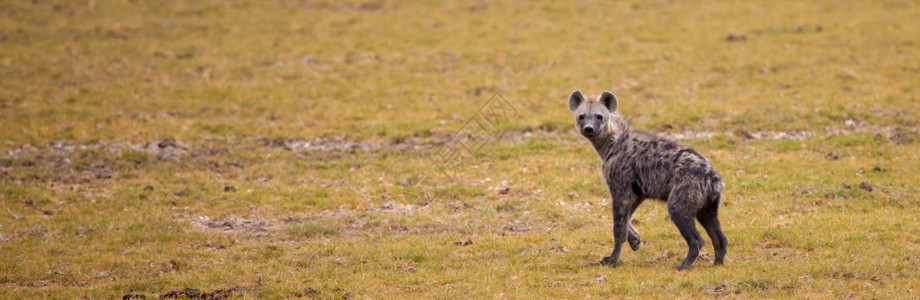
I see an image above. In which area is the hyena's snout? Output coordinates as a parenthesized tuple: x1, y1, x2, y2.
(578, 118, 601, 137)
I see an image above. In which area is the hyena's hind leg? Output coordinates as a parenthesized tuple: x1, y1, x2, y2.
(667, 194, 705, 271)
(697, 196, 728, 265)
(627, 198, 645, 251)
(627, 225, 642, 251)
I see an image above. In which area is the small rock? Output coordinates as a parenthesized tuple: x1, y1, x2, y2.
(157, 138, 178, 149)
(795, 187, 815, 195)
(160, 288, 201, 299)
(596, 276, 607, 283)
(224, 186, 237, 192)
(844, 119, 856, 127)
(454, 239, 473, 246)
(726, 33, 747, 42)
(699, 252, 712, 262)
(825, 152, 838, 161)
(122, 293, 146, 300)
(858, 181, 874, 192)
(467, 86, 487, 97)
(735, 129, 754, 140)
(705, 281, 735, 294)
(651, 250, 672, 263)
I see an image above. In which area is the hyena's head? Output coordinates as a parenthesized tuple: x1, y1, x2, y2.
(568, 90, 622, 139)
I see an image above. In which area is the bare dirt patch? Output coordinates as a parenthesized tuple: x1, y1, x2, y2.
(190, 202, 434, 238)
(193, 216, 279, 236)
(701, 280, 740, 295)
(502, 219, 533, 234)
(262, 136, 380, 152)
(188, 200, 563, 239)
(3, 123, 914, 174)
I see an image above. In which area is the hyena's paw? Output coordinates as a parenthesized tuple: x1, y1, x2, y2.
(628, 237, 642, 251)
(600, 256, 620, 267)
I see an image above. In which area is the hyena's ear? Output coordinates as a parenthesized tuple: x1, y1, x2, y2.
(599, 91, 618, 112)
(568, 90, 585, 112)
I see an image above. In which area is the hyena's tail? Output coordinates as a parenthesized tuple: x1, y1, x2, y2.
(703, 176, 728, 264)
(708, 175, 725, 206)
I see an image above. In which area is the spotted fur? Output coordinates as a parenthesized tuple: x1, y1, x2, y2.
(568, 90, 728, 270)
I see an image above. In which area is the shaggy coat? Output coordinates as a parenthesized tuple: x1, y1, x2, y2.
(568, 90, 727, 270)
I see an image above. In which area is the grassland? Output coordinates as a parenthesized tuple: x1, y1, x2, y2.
(1, 0, 919, 298)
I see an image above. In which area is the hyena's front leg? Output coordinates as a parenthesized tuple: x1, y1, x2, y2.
(601, 193, 636, 266)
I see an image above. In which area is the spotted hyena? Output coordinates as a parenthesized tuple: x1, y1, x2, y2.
(568, 90, 727, 270)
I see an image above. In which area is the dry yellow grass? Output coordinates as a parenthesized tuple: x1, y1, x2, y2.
(1, 0, 919, 298)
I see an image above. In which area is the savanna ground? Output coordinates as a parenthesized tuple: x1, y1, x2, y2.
(1, 0, 919, 298)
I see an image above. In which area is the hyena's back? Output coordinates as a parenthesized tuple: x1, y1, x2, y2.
(603, 129, 723, 205)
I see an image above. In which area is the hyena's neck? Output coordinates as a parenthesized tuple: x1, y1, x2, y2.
(589, 119, 631, 160)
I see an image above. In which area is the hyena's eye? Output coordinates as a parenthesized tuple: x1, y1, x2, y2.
(596, 114, 603, 120)
(578, 114, 585, 120)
